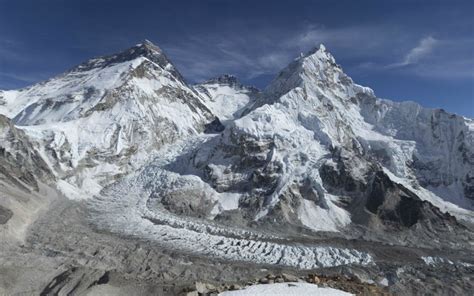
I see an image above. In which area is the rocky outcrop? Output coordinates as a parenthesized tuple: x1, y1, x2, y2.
(0, 115, 54, 192)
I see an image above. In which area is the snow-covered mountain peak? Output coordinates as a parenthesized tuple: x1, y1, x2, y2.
(264, 44, 352, 100)
(137, 38, 162, 50)
(304, 43, 335, 63)
(9, 40, 205, 126)
(0, 41, 217, 198)
(132, 39, 167, 61)
(72, 39, 183, 80)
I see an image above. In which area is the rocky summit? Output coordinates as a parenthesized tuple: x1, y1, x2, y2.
(0, 40, 473, 295)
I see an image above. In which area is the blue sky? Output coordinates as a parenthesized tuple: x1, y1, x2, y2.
(1, 0, 473, 117)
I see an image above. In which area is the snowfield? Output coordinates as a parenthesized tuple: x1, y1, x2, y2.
(218, 282, 353, 296)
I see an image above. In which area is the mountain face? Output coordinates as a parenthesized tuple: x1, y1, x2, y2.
(0, 41, 473, 295)
(1, 40, 214, 197)
(138, 45, 472, 245)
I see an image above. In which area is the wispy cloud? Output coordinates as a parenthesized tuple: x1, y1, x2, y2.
(0, 40, 28, 63)
(387, 36, 438, 68)
(161, 21, 473, 85)
(162, 24, 396, 84)
(0, 40, 47, 89)
(403, 36, 438, 64)
(163, 34, 291, 83)
(0, 71, 49, 84)
(3, 24, 471, 90)
(352, 35, 474, 80)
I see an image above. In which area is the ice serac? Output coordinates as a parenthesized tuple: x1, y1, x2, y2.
(0, 40, 215, 197)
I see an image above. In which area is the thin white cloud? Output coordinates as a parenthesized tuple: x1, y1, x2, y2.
(162, 24, 395, 83)
(353, 36, 474, 80)
(289, 24, 392, 54)
(152, 27, 474, 83)
(404, 36, 438, 64)
(412, 58, 474, 79)
(388, 36, 438, 68)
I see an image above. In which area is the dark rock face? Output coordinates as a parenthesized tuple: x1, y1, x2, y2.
(464, 173, 474, 200)
(0, 205, 13, 224)
(365, 171, 461, 230)
(320, 158, 367, 194)
(204, 117, 225, 134)
(366, 172, 396, 214)
(204, 74, 240, 86)
(366, 171, 422, 227)
(388, 197, 422, 227)
(316, 148, 464, 239)
(0, 115, 55, 192)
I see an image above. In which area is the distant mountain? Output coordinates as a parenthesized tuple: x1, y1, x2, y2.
(194, 74, 260, 121)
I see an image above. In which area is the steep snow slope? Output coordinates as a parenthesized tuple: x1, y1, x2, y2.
(0, 40, 215, 197)
(194, 74, 259, 121)
(0, 90, 22, 118)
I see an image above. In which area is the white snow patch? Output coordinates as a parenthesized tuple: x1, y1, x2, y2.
(298, 198, 351, 232)
(212, 192, 241, 214)
(421, 256, 454, 266)
(56, 180, 89, 200)
(378, 278, 389, 287)
(218, 282, 353, 296)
